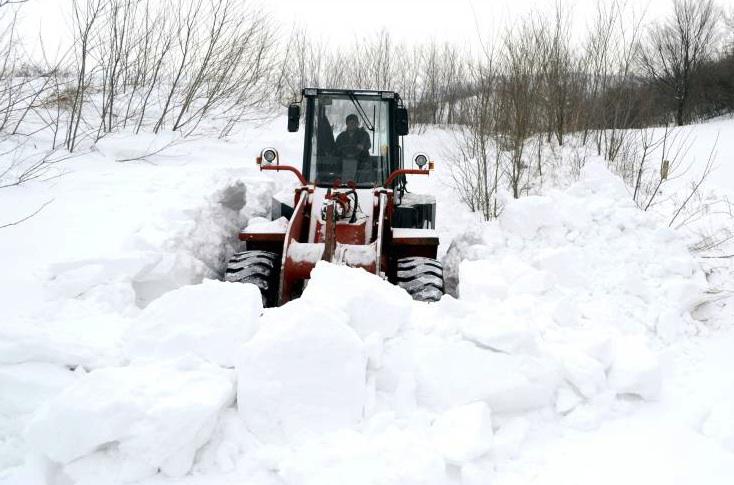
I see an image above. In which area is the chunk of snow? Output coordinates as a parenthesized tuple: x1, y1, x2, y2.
(124, 279, 262, 367)
(237, 300, 367, 443)
(302, 262, 412, 340)
(381, 336, 559, 413)
(492, 416, 530, 460)
(62, 448, 158, 485)
(608, 336, 662, 400)
(551, 297, 581, 327)
(430, 401, 493, 463)
(559, 351, 607, 399)
(460, 318, 538, 355)
(333, 242, 377, 267)
(243, 216, 288, 234)
(287, 241, 325, 263)
(24, 357, 235, 477)
(555, 386, 583, 415)
(0, 311, 128, 369)
(0, 363, 77, 415)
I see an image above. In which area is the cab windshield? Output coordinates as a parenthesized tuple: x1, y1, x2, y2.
(309, 95, 390, 187)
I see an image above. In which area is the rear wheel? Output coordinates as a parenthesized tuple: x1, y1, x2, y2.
(396, 257, 444, 302)
(224, 250, 280, 307)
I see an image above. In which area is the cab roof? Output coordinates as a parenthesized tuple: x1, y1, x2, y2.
(301, 88, 401, 101)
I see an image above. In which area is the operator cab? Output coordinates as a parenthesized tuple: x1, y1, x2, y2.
(292, 88, 409, 188)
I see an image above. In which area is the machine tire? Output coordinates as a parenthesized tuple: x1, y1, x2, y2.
(224, 250, 280, 307)
(396, 257, 444, 302)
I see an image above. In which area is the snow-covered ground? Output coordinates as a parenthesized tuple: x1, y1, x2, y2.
(1, 115, 733, 485)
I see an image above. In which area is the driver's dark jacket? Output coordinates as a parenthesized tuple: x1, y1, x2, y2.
(334, 128, 371, 156)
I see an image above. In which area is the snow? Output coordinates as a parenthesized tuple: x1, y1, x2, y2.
(333, 242, 377, 267)
(301, 262, 411, 340)
(237, 299, 367, 444)
(607, 336, 663, 400)
(391, 228, 439, 239)
(243, 216, 288, 234)
(24, 357, 235, 478)
(124, 279, 263, 367)
(2, 115, 734, 485)
(376, 334, 559, 413)
(430, 402, 494, 464)
(702, 398, 734, 452)
(286, 241, 324, 263)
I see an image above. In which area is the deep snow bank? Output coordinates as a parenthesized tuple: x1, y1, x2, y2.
(0, 141, 278, 473)
(445, 162, 707, 344)
(2, 161, 719, 485)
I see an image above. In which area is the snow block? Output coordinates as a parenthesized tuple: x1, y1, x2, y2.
(381, 336, 559, 413)
(24, 357, 235, 477)
(301, 262, 412, 340)
(607, 336, 662, 400)
(237, 300, 367, 443)
(559, 351, 607, 399)
(461, 317, 538, 355)
(430, 401, 493, 463)
(124, 279, 262, 367)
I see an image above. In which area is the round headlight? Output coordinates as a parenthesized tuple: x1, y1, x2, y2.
(263, 149, 276, 163)
(414, 154, 428, 168)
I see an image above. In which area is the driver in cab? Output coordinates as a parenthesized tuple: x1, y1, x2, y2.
(335, 113, 371, 160)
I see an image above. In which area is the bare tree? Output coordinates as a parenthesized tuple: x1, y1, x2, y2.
(65, 0, 104, 152)
(638, 0, 719, 126)
(498, 20, 542, 198)
(449, 57, 502, 220)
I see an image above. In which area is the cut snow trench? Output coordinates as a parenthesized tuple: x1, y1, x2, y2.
(131, 180, 249, 308)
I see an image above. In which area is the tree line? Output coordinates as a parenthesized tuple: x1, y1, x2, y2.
(0, 0, 732, 219)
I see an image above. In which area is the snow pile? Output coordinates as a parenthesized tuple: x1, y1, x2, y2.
(2, 145, 728, 485)
(0, 145, 280, 474)
(451, 162, 707, 343)
(24, 357, 235, 479)
(0, 168, 256, 370)
(440, 162, 708, 420)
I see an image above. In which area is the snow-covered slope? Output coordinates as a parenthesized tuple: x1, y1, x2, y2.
(1, 117, 734, 485)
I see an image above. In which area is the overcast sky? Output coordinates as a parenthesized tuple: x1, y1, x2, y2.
(15, 0, 675, 59)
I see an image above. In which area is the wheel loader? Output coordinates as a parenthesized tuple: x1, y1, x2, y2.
(225, 88, 444, 306)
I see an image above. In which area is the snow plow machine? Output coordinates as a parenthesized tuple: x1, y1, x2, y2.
(225, 88, 444, 306)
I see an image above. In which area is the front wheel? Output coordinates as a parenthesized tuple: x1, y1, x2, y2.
(396, 257, 444, 302)
(224, 250, 280, 307)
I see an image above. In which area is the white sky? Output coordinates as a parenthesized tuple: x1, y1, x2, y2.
(15, 0, 676, 59)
